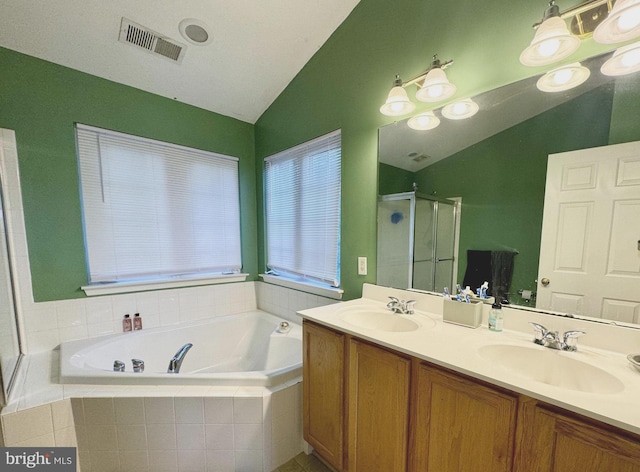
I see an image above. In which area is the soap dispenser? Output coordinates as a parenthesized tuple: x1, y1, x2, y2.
(488, 302, 503, 332)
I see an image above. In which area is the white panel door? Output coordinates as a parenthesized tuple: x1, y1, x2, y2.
(537, 141, 640, 322)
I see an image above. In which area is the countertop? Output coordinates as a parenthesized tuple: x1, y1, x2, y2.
(298, 284, 640, 436)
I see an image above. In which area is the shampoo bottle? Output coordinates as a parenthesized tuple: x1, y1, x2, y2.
(133, 313, 143, 330)
(488, 303, 503, 332)
(123, 314, 132, 332)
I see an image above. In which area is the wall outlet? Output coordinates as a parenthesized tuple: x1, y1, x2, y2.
(358, 256, 367, 276)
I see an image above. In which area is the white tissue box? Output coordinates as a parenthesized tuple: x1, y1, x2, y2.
(443, 299, 483, 328)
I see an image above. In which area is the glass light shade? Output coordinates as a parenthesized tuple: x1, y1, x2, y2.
(442, 99, 479, 120)
(407, 111, 440, 130)
(380, 85, 416, 116)
(536, 62, 590, 92)
(601, 41, 640, 75)
(520, 16, 581, 66)
(593, 0, 640, 44)
(415, 68, 457, 103)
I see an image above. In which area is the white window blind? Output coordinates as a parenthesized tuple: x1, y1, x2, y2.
(76, 124, 241, 283)
(265, 130, 341, 287)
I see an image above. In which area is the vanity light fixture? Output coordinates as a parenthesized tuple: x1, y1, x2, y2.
(601, 41, 640, 75)
(380, 75, 417, 116)
(380, 54, 456, 116)
(407, 111, 440, 131)
(441, 98, 479, 120)
(536, 62, 591, 91)
(520, 1, 581, 66)
(593, 0, 640, 43)
(415, 55, 457, 103)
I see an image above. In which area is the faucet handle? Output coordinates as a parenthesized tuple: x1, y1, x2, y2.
(528, 322, 548, 345)
(563, 330, 586, 351)
(132, 358, 145, 373)
(404, 300, 416, 314)
(387, 296, 399, 310)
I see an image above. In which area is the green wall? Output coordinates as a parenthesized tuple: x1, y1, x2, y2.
(254, 0, 618, 300)
(0, 47, 257, 302)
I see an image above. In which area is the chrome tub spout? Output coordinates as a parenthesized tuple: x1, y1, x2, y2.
(167, 343, 193, 373)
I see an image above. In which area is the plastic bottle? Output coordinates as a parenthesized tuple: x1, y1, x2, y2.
(133, 312, 143, 330)
(488, 303, 503, 332)
(122, 314, 132, 332)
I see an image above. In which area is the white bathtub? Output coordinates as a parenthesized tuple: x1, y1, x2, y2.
(60, 310, 302, 387)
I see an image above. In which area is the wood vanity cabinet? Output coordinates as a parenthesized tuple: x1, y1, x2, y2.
(303, 321, 346, 471)
(410, 362, 518, 472)
(348, 338, 411, 472)
(302, 319, 640, 472)
(514, 397, 640, 472)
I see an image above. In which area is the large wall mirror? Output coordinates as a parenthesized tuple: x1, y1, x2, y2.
(378, 52, 640, 326)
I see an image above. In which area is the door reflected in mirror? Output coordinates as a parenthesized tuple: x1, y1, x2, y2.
(378, 52, 640, 325)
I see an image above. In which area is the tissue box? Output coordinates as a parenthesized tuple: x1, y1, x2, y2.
(443, 299, 483, 328)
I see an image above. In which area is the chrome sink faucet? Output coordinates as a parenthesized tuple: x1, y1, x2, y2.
(387, 297, 416, 315)
(529, 322, 585, 352)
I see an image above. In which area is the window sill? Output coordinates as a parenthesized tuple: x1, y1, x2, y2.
(259, 274, 343, 300)
(82, 273, 249, 296)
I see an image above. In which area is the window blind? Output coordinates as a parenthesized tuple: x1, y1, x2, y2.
(76, 124, 241, 283)
(265, 130, 341, 287)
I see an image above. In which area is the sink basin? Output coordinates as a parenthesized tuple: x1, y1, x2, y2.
(478, 344, 624, 394)
(337, 305, 432, 332)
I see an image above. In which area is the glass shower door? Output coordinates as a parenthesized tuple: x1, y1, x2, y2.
(433, 200, 457, 293)
(377, 196, 413, 289)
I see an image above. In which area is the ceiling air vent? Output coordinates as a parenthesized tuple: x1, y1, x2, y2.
(118, 18, 186, 64)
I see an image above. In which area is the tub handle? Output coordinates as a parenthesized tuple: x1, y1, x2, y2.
(132, 358, 145, 373)
(113, 360, 125, 372)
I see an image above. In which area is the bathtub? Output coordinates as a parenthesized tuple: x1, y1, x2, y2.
(60, 310, 302, 387)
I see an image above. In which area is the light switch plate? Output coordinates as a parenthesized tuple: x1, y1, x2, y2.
(358, 256, 367, 275)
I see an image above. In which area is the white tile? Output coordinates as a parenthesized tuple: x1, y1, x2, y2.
(114, 398, 145, 424)
(233, 397, 263, 424)
(146, 423, 177, 450)
(111, 294, 138, 321)
(158, 292, 180, 326)
(13, 433, 56, 447)
(178, 450, 206, 472)
(51, 399, 74, 430)
(117, 424, 148, 450)
(148, 449, 178, 472)
(1, 404, 53, 445)
(86, 425, 118, 451)
(54, 426, 78, 447)
(56, 299, 87, 328)
(176, 424, 205, 450)
(204, 424, 234, 450)
(175, 397, 204, 424)
(205, 450, 235, 472)
(136, 291, 160, 316)
(85, 297, 113, 325)
(90, 450, 120, 472)
(58, 324, 89, 343)
(234, 424, 263, 450)
(23, 304, 57, 332)
(83, 398, 115, 425)
(204, 398, 233, 424)
(87, 321, 115, 337)
(119, 450, 149, 472)
(234, 450, 262, 472)
(144, 397, 175, 424)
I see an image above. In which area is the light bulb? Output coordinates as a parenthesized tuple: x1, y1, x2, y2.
(552, 68, 574, 85)
(618, 6, 640, 31)
(538, 38, 561, 57)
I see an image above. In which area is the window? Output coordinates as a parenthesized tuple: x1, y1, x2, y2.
(264, 130, 341, 289)
(76, 124, 242, 289)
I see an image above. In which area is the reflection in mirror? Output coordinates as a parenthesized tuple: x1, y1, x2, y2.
(378, 52, 640, 325)
(0, 159, 22, 406)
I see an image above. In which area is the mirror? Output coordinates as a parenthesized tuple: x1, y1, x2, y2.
(378, 51, 640, 325)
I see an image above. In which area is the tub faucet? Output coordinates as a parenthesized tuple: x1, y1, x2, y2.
(167, 343, 193, 373)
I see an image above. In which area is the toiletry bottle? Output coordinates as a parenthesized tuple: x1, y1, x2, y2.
(488, 303, 503, 332)
(123, 314, 132, 332)
(133, 312, 142, 330)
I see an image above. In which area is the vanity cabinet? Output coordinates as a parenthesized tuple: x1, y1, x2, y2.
(303, 321, 346, 471)
(410, 362, 518, 472)
(514, 397, 640, 472)
(348, 338, 411, 472)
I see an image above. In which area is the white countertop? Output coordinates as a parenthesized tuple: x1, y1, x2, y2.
(298, 284, 640, 436)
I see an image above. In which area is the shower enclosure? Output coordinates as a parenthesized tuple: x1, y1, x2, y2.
(377, 192, 459, 293)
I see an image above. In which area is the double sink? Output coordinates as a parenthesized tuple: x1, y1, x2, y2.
(335, 303, 625, 395)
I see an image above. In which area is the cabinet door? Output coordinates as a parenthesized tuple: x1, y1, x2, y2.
(303, 321, 346, 471)
(410, 362, 517, 472)
(348, 338, 411, 472)
(515, 399, 640, 472)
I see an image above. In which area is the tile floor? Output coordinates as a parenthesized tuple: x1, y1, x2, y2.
(273, 452, 334, 472)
